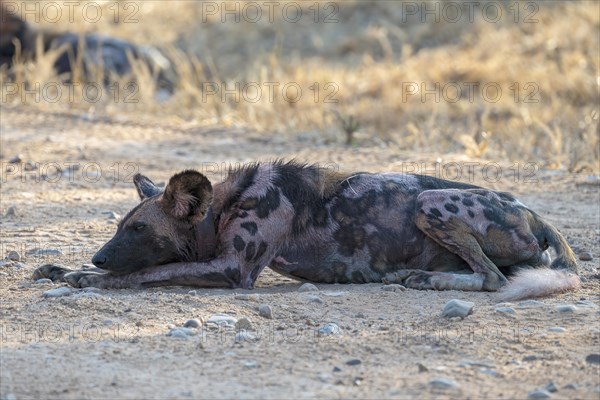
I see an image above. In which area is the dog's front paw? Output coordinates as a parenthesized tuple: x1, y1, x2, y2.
(64, 271, 109, 288)
(32, 264, 73, 282)
(382, 270, 414, 284)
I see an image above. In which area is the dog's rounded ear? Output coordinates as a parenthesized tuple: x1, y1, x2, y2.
(161, 170, 213, 219)
(133, 174, 163, 200)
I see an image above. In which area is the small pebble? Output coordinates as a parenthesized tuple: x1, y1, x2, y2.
(2, 261, 26, 269)
(4, 206, 17, 217)
(517, 300, 545, 308)
(167, 327, 196, 338)
(42, 287, 72, 298)
(496, 307, 516, 315)
(6, 251, 20, 261)
(206, 314, 237, 326)
(528, 389, 551, 399)
(73, 292, 102, 299)
(579, 252, 593, 261)
(543, 382, 558, 393)
(428, 378, 459, 389)
(523, 355, 539, 362)
(317, 323, 340, 336)
(321, 291, 347, 297)
(575, 299, 597, 308)
(563, 384, 577, 390)
(298, 283, 319, 292)
(332, 366, 342, 372)
(235, 317, 253, 331)
(318, 373, 330, 383)
(234, 293, 260, 301)
(34, 278, 53, 285)
(183, 319, 202, 328)
(306, 295, 325, 304)
(556, 304, 577, 313)
(102, 211, 120, 220)
(188, 290, 198, 296)
(442, 299, 474, 318)
(346, 359, 361, 366)
(381, 284, 406, 292)
(8, 154, 22, 163)
(4, 393, 16, 400)
(585, 354, 600, 365)
(235, 331, 257, 342)
(258, 305, 273, 319)
(548, 327, 566, 333)
(244, 360, 257, 368)
(458, 361, 495, 369)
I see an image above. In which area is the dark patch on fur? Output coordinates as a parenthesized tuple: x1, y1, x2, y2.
(233, 235, 246, 252)
(239, 198, 259, 210)
(272, 161, 337, 234)
(468, 210, 475, 218)
(430, 208, 442, 218)
(334, 225, 366, 257)
(450, 195, 460, 202)
(256, 188, 281, 219)
(462, 198, 474, 207)
(250, 265, 262, 282)
(483, 208, 505, 226)
(245, 241, 256, 262)
(241, 221, 258, 235)
(224, 267, 241, 285)
(254, 241, 268, 261)
(220, 165, 259, 212)
(444, 203, 460, 214)
(477, 195, 493, 208)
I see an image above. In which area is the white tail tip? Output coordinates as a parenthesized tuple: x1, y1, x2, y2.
(498, 268, 580, 301)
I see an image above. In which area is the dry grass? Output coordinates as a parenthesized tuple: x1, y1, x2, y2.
(1, 0, 598, 171)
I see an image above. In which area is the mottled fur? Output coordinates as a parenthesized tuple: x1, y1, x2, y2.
(34, 160, 579, 300)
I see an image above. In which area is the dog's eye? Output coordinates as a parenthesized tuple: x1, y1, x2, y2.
(132, 222, 146, 231)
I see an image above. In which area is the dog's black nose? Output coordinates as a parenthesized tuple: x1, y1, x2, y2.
(92, 254, 107, 268)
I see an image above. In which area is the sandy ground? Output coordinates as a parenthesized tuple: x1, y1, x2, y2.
(0, 106, 599, 400)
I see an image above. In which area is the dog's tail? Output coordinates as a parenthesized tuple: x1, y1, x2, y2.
(499, 212, 580, 301)
(498, 268, 580, 301)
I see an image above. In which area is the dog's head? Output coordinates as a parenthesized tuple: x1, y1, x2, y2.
(91, 170, 214, 274)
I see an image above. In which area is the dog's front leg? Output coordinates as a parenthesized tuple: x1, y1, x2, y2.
(63, 256, 243, 289)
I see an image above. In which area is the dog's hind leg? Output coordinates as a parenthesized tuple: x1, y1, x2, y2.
(384, 269, 485, 291)
(415, 189, 515, 291)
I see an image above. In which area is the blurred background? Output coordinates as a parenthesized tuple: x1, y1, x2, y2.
(1, 0, 598, 171)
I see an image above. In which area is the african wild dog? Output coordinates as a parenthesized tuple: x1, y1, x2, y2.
(0, 1, 175, 88)
(34, 161, 580, 300)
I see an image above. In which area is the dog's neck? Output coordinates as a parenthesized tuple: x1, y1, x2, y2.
(193, 207, 217, 261)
